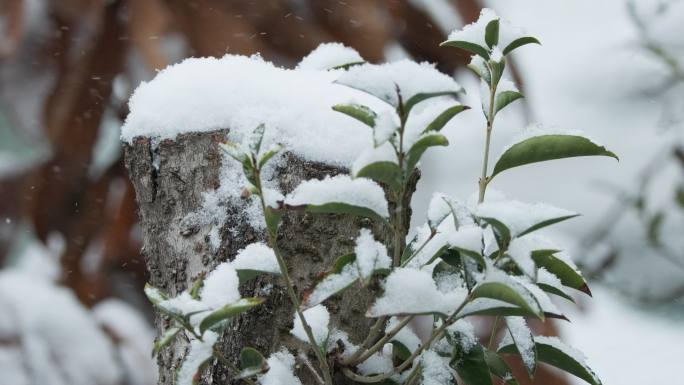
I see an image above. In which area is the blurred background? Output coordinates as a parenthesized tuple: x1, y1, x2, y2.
(0, 0, 682, 384)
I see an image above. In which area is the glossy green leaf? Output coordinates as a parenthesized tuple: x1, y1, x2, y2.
(470, 282, 543, 319)
(489, 59, 506, 87)
(354, 161, 403, 191)
(478, 217, 511, 250)
(152, 326, 181, 357)
(537, 283, 575, 303)
(485, 19, 500, 48)
(332, 103, 377, 127)
(404, 91, 462, 117)
(236, 347, 268, 379)
(518, 214, 580, 238)
(406, 134, 449, 172)
(503, 36, 541, 55)
(495, 90, 523, 115)
(531, 250, 590, 296)
(484, 350, 519, 385)
(199, 298, 265, 335)
(441, 40, 490, 59)
(452, 344, 493, 385)
(499, 338, 602, 385)
(391, 340, 411, 364)
(422, 105, 470, 134)
(491, 135, 619, 180)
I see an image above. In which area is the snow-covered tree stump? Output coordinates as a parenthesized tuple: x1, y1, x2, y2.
(124, 130, 418, 384)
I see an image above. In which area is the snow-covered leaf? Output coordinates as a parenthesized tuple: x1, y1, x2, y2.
(176, 331, 218, 385)
(232, 243, 280, 283)
(476, 200, 579, 239)
(297, 42, 364, 71)
(504, 317, 537, 376)
(291, 305, 330, 348)
(531, 250, 590, 296)
(284, 175, 389, 223)
(499, 336, 601, 385)
(470, 281, 543, 319)
(302, 253, 358, 308)
(332, 103, 377, 128)
(491, 134, 619, 180)
(354, 229, 391, 282)
(199, 297, 265, 334)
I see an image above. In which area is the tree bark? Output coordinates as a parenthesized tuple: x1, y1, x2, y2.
(124, 130, 418, 385)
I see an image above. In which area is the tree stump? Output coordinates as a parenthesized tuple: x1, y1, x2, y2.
(124, 129, 417, 384)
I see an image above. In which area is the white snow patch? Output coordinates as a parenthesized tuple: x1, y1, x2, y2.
(291, 305, 330, 347)
(297, 43, 363, 71)
(232, 242, 280, 274)
(504, 316, 535, 372)
(284, 175, 389, 219)
(354, 229, 391, 281)
(368, 268, 467, 316)
(420, 350, 454, 385)
(176, 331, 218, 385)
(336, 60, 462, 107)
(259, 349, 302, 385)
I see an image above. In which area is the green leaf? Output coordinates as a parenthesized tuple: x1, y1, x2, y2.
(152, 326, 181, 357)
(484, 350, 519, 385)
(258, 143, 283, 168)
(452, 344, 493, 385)
(264, 206, 282, 238)
(354, 161, 403, 191)
(489, 59, 506, 87)
(499, 338, 602, 385)
(468, 60, 491, 84)
(391, 340, 411, 364)
(495, 90, 523, 115)
(503, 37, 541, 55)
(422, 105, 470, 134)
(199, 298, 265, 335)
(675, 185, 684, 208)
(441, 40, 490, 59)
(531, 250, 590, 295)
(491, 135, 619, 180)
(301, 202, 388, 225)
(485, 19, 500, 48)
(236, 347, 268, 379)
(478, 217, 511, 250)
(406, 134, 449, 172)
(189, 277, 204, 300)
(332, 103, 377, 127)
(219, 141, 248, 164)
(470, 282, 543, 319)
(330, 61, 366, 70)
(538, 283, 575, 303)
(144, 284, 168, 305)
(518, 214, 580, 238)
(404, 91, 462, 117)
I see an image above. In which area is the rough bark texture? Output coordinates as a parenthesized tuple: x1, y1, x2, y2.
(124, 130, 418, 385)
